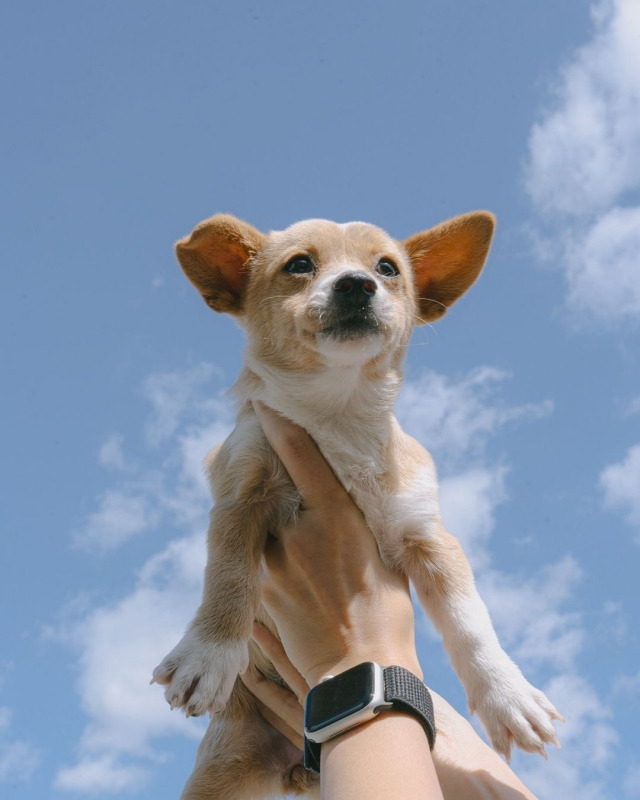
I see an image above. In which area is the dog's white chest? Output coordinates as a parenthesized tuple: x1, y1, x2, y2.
(311, 427, 442, 556)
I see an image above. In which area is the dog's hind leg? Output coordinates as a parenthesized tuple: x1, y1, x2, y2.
(180, 710, 319, 800)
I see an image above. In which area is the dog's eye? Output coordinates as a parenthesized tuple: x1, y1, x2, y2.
(283, 255, 315, 274)
(376, 258, 399, 277)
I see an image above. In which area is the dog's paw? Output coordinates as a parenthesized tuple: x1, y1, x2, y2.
(152, 629, 249, 717)
(469, 666, 563, 761)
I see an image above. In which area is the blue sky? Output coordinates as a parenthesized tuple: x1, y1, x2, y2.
(2, 1, 639, 797)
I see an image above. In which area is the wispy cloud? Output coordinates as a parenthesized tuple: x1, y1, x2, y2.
(622, 396, 640, 418)
(72, 364, 233, 553)
(397, 366, 552, 471)
(525, 0, 640, 325)
(564, 206, 640, 321)
(479, 557, 584, 672)
(402, 367, 617, 794)
(57, 363, 613, 795)
(600, 443, 640, 540)
(623, 763, 640, 797)
(73, 487, 162, 552)
(612, 670, 640, 698)
(54, 364, 231, 790)
(514, 674, 618, 800)
(99, 434, 128, 471)
(143, 362, 224, 447)
(0, 706, 40, 785)
(439, 466, 508, 570)
(54, 755, 149, 794)
(52, 534, 207, 791)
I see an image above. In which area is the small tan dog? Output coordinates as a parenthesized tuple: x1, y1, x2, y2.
(153, 212, 562, 798)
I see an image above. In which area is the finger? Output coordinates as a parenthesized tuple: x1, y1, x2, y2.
(239, 668, 304, 744)
(253, 401, 349, 509)
(251, 622, 309, 702)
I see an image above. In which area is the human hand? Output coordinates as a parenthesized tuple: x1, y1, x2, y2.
(240, 621, 307, 750)
(252, 401, 421, 688)
(242, 624, 537, 800)
(247, 403, 538, 799)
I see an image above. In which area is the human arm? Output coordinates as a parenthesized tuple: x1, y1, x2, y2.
(243, 402, 537, 799)
(242, 624, 537, 800)
(251, 401, 441, 799)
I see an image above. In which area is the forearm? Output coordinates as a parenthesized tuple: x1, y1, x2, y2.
(321, 712, 444, 800)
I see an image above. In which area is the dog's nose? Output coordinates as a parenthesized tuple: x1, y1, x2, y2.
(333, 272, 378, 302)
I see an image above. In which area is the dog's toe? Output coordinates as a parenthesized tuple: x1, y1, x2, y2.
(153, 632, 249, 716)
(475, 677, 563, 760)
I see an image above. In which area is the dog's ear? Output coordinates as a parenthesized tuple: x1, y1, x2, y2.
(404, 211, 495, 324)
(175, 214, 266, 314)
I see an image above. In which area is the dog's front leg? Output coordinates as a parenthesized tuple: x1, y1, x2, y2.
(153, 501, 266, 717)
(402, 526, 562, 761)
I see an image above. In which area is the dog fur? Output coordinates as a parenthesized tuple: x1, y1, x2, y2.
(152, 212, 562, 799)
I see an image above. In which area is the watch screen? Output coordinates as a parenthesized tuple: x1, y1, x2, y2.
(305, 662, 376, 732)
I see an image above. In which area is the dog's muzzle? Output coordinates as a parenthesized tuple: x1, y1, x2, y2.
(319, 272, 381, 341)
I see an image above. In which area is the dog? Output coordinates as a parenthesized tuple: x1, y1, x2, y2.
(152, 212, 562, 798)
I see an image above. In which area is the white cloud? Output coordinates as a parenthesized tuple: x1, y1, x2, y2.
(0, 740, 40, 784)
(54, 364, 232, 791)
(99, 434, 128, 471)
(397, 367, 552, 470)
(622, 396, 640, 417)
(600, 443, 640, 536)
(0, 706, 40, 784)
(612, 670, 640, 697)
(74, 487, 161, 552)
(514, 674, 618, 800)
(143, 362, 223, 447)
(58, 362, 614, 796)
(72, 365, 233, 554)
(439, 466, 508, 570)
(480, 557, 584, 672)
(525, 0, 640, 324)
(526, 0, 640, 217)
(54, 533, 208, 791)
(400, 368, 621, 796)
(623, 763, 640, 797)
(565, 206, 640, 322)
(54, 755, 149, 794)
(599, 600, 627, 646)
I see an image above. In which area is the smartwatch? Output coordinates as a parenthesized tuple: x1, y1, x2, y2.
(303, 662, 436, 772)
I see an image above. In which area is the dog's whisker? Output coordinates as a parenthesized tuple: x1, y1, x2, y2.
(258, 294, 292, 306)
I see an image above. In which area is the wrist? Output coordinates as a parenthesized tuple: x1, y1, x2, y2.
(320, 712, 443, 799)
(303, 662, 436, 775)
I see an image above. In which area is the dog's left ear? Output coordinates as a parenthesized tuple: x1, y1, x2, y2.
(404, 211, 495, 323)
(175, 214, 266, 315)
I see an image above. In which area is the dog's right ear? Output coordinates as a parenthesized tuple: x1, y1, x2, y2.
(175, 215, 266, 314)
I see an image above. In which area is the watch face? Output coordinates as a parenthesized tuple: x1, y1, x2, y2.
(305, 662, 376, 733)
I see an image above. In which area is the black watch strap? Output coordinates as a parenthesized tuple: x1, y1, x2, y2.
(303, 735, 322, 774)
(303, 665, 436, 773)
(384, 665, 436, 750)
